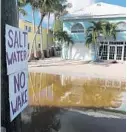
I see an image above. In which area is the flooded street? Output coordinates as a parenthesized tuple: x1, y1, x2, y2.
(28, 72, 125, 109)
(21, 72, 126, 132)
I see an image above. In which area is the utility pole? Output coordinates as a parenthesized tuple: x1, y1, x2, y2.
(1, 0, 21, 132)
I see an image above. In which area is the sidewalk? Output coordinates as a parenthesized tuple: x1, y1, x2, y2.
(28, 57, 126, 81)
(28, 57, 90, 67)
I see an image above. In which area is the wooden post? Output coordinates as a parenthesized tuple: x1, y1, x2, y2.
(1, 0, 21, 132)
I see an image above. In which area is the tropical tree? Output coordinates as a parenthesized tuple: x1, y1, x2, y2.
(18, 0, 28, 17)
(85, 21, 118, 61)
(40, 25, 44, 59)
(54, 31, 73, 59)
(102, 22, 117, 40)
(17, 0, 29, 16)
(18, 0, 39, 58)
(31, 5, 37, 58)
(85, 21, 104, 60)
(53, 1, 71, 37)
(54, 31, 73, 44)
(28, 0, 61, 60)
(18, 6, 27, 17)
(100, 22, 118, 58)
(46, 0, 70, 57)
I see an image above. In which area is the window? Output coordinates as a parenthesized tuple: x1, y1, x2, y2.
(100, 41, 108, 45)
(124, 46, 126, 61)
(24, 25, 31, 32)
(99, 45, 108, 60)
(24, 25, 28, 31)
(71, 23, 84, 33)
(99, 41, 126, 61)
(109, 41, 124, 45)
(116, 22, 126, 32)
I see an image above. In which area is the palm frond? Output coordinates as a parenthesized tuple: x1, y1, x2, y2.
(19, 7, 27, 16)
(85, 33, 93, 48)
(54, 30, 73, 46)
(18, 0, 29, 7)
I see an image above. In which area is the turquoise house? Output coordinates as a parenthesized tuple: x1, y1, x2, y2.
(62, 2, 126, 61)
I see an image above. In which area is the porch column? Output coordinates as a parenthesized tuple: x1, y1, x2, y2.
(114, 45, 117, 60)
(107, 41, 110, 60)
(121, 42, 125, 61)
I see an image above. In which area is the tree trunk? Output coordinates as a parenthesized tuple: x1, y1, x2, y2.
(28, 13, 46, 61)
(53, 16, 57, 48)
(53, 15, 57, 38)
(95, 44, 99, 61)
(1, 0, 21, 132)
(46, 12, 50, 57)
(32, 8, 37, 58)
(40, 26, 44, 59)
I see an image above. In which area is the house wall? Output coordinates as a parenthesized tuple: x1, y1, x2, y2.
(62, 17, 126, 60)
(19, 19, 53, 51)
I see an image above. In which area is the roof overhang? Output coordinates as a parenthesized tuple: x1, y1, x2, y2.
(62, 14, 126, 21)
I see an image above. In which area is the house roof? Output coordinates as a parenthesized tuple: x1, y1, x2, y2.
(63, 2, 126, 20)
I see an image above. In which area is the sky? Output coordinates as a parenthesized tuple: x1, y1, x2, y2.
(21, 0, 126, 28)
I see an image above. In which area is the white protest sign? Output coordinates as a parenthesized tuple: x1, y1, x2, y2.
(5, 24, 28, 121)
(5, 24, 28, 75)
(9, 70, 28, 121)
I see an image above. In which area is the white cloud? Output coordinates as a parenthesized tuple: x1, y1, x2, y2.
(67, 0, 95, 13)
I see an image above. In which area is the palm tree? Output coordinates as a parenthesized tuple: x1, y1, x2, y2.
(54, 31, 67, 44)
(53, 1, 71, 36)
(54, 31, 73, 59)
(85, 21, 118, 61)
(18, 0, 28, 19)
(40, 25, 44, 59)
(102, 22, 117, 40)
(46, 12, 51, 57)
(86, 21, 104, 60)
(31, 2, 40, 58)
(18, 0, 38, 59)
(46, 0, 70, 57)
(31, 7, 37, 58)
(17, 0, 28, 23)
(28, 0, 60, 60)
(100, 22, 118, 59)
(18, 7, 27, 16)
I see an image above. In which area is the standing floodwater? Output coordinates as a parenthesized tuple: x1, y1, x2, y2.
(21, 72, 126, 132)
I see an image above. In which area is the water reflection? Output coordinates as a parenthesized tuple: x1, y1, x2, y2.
(21, 73, 125, 132)
(28, 72, 125, 109)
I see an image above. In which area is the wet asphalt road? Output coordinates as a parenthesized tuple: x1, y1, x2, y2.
(59, 110, 126, 132)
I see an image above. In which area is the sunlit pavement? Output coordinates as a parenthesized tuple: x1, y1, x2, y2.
(28, 57, 126, 81)
(59, 110, 126, 132)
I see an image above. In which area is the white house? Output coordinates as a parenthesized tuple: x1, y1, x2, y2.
(62, 2, 126, 61)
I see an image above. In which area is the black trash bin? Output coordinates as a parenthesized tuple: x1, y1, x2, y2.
(43, 50, 47, 58)
(51, 47, 55, 56)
